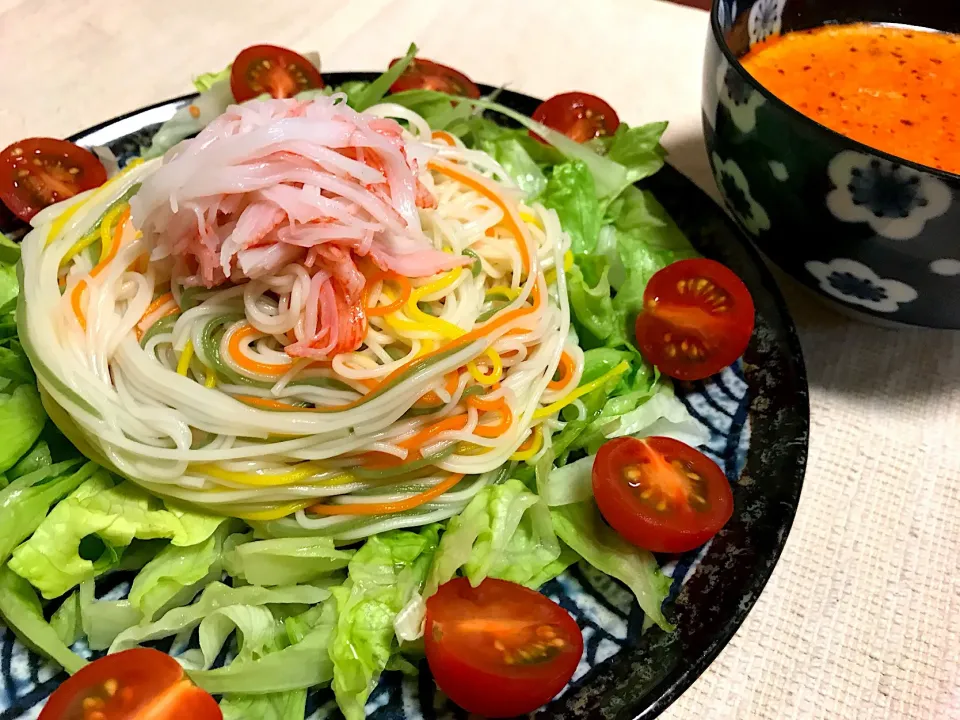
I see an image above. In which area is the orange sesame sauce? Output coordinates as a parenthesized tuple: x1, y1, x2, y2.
(741, 23, 960, 174)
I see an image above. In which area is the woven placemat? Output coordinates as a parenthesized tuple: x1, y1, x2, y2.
(664, 276, 960, 720)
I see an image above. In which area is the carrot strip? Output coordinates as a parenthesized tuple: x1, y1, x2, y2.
(71, 207, 131, 330)
(431, 130, 457, 146)
(135, 305, 179, 341)
(467, 394, 513, 438)
(399, 414, 469, 451)
(365, 272, 412, 317)
(226, 323, 295, 377)
(429, 158, 531, 272)
(548, 351, 576, 390)
(416, 371, 460, 407)
(307, 473, 464, 516)
(140, 292, 174, 322)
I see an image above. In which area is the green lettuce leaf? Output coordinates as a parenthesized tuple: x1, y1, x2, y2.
(224, 536, 354, 586)
(190, 601, 336, 695)
(220, 690, 307, 720)
(9, 472, 224, 598)
(0, 459, 92, 567)
(567, 262, 622, 347)
(607, 185, 698, 288)
(350, 43, 418, 111)
(111, 581, 332, 653)
(541, 162, 602, 254)
(425, 479, 565, 595)
(8, 439, 51, 480)
(198, 604, 284, 669)
(194, 66, 231, 93)
(129, 521, 237, 621)
(50, 590, 82, 647)
(596, 121, 668, 182)
(79, 581, 142, 650)
(0, 385, 46, 473)
(0, 340, 35, 391)
(551, 501, 674, 631)
(0, 566, 87, 673)
(330, 526, 439, 720)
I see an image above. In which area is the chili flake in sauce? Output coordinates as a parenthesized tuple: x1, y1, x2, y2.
(741, 23, 960, 173)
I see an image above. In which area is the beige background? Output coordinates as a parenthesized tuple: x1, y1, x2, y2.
(1, 1, 958, 718)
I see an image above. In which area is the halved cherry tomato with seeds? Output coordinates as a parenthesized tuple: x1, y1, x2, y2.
(531, 91, 620, 143)
(635, 258, 754, 381)
(388, 58, 481, 98)
(0, 138, 107, 222)
(230, 44, 324, 102)
(425, 577, 583, 717)
(593, 436, 733, 554)
(38, 648, 221, 720)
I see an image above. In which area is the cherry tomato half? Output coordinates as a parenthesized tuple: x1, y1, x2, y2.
(634, 258, 754, 381)
(230, 44, 324, 103)
(425, 577, 583, 718)
(531, 92, 621, 143)
(388, 58, 481, 98)
(38, 648, 221, 720)
(593, 436, 733, 554)
(0, 138, 107, 222)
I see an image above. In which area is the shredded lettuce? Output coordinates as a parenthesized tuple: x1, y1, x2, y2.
(79, 581, 142, 650)
(8, 439, 52, 480)
(50, 590, 82, 647)
(9, 472, 224, 598)
(0, 566, 87, 673)
(194, 66, 231, 93)
(0, 459, 93, 567)
(190, 602, 336, 695)
(329, 527, 439, 720)
(541, 162, 602, 254)
(551, 501, 674, 631)
(0, 385, 46, 473)
(349, 43, 418, 112)
(425, 479, 565, 595)
(129, 521, 237, 621)
(224, 536, 354, 586)
(220, 690, 307, 720)
(111, 581, 332, 653)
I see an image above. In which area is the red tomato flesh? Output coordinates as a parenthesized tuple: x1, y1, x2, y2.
(0, 138, 107, 222)
(593, 436, 733, 554)
(389, 58, 481, 98)
(531, 92, 621, 143)
(38, 648, 221, 720)
(230, 44, 324, 102)
(425, 577, 583, 718)
(635, 258, 754, 381)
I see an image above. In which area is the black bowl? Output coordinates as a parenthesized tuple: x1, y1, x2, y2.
(703, 0, 960, 329)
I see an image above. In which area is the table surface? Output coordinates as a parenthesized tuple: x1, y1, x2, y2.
(2, 1, 958, 719)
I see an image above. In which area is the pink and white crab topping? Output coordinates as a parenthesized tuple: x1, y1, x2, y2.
(131, 95, 464, 358)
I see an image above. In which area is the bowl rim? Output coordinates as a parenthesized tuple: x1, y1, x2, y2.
(709, 0, 960, 183)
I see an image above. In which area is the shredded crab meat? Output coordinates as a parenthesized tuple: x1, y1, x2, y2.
(130, 95, 466, 358)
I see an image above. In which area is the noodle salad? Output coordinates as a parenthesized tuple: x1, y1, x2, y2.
(0, 44, 755, 720)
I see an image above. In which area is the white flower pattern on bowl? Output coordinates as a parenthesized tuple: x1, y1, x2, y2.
(826, 151, 952, 240)
(806, 258, 918, 313)
(716, 59, 765, 133)
(716, 0, 736, 32)
(748, 0, 786, 46)
(712, 152, 771, 235)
